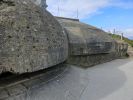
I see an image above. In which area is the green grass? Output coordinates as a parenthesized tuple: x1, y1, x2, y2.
(108, 33, 133, 47)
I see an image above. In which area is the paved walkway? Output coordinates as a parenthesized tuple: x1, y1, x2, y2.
(27, 58, 133, 100)
(1, 58, 133, 100)
(81, 58, 133, 100)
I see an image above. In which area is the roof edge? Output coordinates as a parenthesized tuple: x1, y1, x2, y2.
(55, 16, 79, 22)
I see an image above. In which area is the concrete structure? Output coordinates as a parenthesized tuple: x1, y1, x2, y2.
(56, 17, 128, 67)
(0, 0, 68, 74)
(0, 0, 128, 74)
(32, 0, 47, 9)
(0, 0, 129, 100)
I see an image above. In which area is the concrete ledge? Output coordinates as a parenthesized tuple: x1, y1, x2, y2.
(0, 64, 67, 100)
(56, 16, 79, 22)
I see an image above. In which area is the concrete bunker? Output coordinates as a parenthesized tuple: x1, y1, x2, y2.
(56, 17, 128, 67)
(0, 0, 68, 74)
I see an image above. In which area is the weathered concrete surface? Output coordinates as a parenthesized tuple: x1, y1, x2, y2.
(0, 58, 133, 100)
(56, 17, 128, 67)
(67, 42, 128, 67)
(31, 0, 47, 9)
(56, 17, 116, 55)
(128, 45, 133, 56)
(0, 0, 68, 74)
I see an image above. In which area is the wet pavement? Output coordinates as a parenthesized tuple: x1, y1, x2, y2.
(1, 58, 133, 100)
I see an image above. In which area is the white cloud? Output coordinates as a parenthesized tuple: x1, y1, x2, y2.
(47, 0, 111, 19)
(104, 28, 133, 39)
(116, 28, 133, 38)
(47, 0, 133, 19)
(124, 28, 133, 38)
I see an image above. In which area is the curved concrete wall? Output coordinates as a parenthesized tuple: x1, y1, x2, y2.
(0, 0, 68, 74)
(56, 17, 128, 67)
(56, 17, 116, 55)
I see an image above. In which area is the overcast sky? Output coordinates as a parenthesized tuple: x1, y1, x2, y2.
(47, 0, 133, 39)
